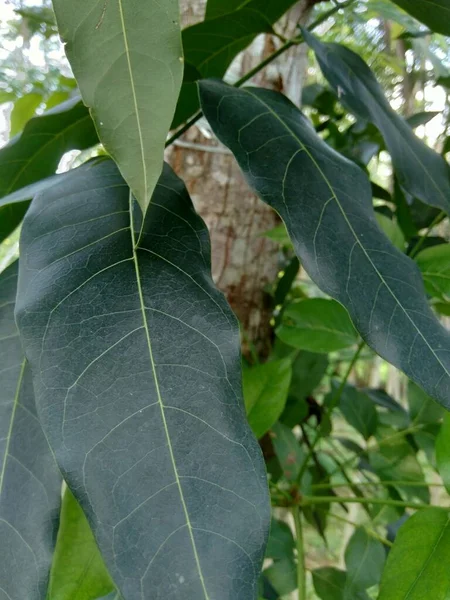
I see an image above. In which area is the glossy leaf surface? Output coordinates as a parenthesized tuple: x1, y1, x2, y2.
(277, 298, 358, 353)
(379, 508, 450, 599)
(52, 0, 183, 212)
(303, 30, 450, 216)
(48, 488, 115, 600)
(16, 160, 269, 600)
(199, 80, 450, 409)
(0, 262, 61, 599)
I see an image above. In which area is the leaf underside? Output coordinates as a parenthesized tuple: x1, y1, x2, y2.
(0, 262, 61, 599)
(199, 80, 450, 409)
(16, 160, 270, 600)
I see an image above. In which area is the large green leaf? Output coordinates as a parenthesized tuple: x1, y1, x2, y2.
(277, 298, 358, 353)
(243, 358, 292, 438)
(415, 243, 450, 301)
(379, 508, 450, 599)
(16, 159, 269, 600)
(48, 488, 115, 600)
(52, 0, 183, 213)
(199, 80, 450, 409)
(303, 30, 450, 216)
(0, 97, 98, 243)
(173, 0, 297, 127)
(0, 262, 61, 599)
(390, 0, 450, 36)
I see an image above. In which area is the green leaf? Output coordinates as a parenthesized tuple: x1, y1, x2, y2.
(390, 0, 450, 36)
(52, 0, 183, 213)
(0, 262, 61, 599)
(375, 213, 405, 251)
(407, 111, 440, 129)
(205, 0, 252, 19)
(264, 558, 297, 596)
(303, 30, 450, 216)
(16, 159, 269, 600)
(10, 92, 43, 136)
(199, 80, 450, 409)
(48, 488, 115, 600)
(415, 243, 450, 301)
(339, 384, 378, 440)
(344, 528, 385, 597)
(436, 414, 450, 495)
(312, 567, 370, 600)
(0, 97, 98, 243)
(265, 518, 295, 561)
(277, 299, 358, 353)
(174, 0, 298, 127)
(408, 380, 444, 425)
(379, 508, 450, 599)
(271, 422, 304, 481)
(243, 358, 292, 438)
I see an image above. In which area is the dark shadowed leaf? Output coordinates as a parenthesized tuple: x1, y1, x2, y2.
(313, 567, 370, 600)
(16, 160, 269, 600)
(277, 299, 358, 353)
(243, 358, 292, 438)
(48, 488, 115, 600)
(205, 0, 252, 19)
(379, 508, 450, 599)
(390, 0, 450, 36)
(339, 385, 378, 440)
(0, 262, 61, 599)
(303, 30, 450, 216)
(199, 80, 450, 410)
(52, 0, 183, 212)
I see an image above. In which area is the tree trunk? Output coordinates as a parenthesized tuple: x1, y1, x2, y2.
(167, 0, 316, 356)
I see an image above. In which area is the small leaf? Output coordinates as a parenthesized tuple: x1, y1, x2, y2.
(48, 488, 115, 600)
(264, 558, 297, 597)
(10, 93, 42, 136)
(408, 380, 444, 425)
(379, 508, 450, 599)
(375, 213, 405, 251)
(199, 80, 450, 409)
(312, 567, 370, 600)
(52, 0, 184, 212)
(265, 518, 295, 561)
(303, 30, 450, 216)
(390, 0, 450, 36)
(436, 414, 450, 494)
(243, 358, 292, 438)
(271, 422, 305, 481)
(277, 298, 358, 353)
(0, 262, 61, 600)
(344, 528, 385, 597)
(16, 160, 269, 599)
(339, 384, 378, 440)
(415, 243, 450, 300)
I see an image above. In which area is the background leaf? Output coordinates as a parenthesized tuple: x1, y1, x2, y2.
(378, 508, 450, 599)
(10, 92, 42, 136)
(199, 80, 450, 410)
(339, 384, 378, 440)
(52, 0, 184, 212)
(436, 413, 450, 494)
(271, 422, 305, 481)
(313, 567, 370, 600)
(344, 528, 385, 597)
(303, 30, 450, 216)
(415, 244, 450, 301)
(0, 262, 61, 600)
(16, 160, 269, 600)
(390, 0, 450, 36)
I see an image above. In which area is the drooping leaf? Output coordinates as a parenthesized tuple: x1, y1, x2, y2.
(0, 262, 61, 599)
(344, 528, 385, 597)
(436, 414, 450, 494)
(243, 358, 292, 438)
(0, 97, 98, 243)
(277, 298, 358, 353)
(52, 0, 183, 213)
(199, 80, 450, 409)
(48, 488, 115, 600)
(415, 243, 450, 301)
(10, 92, 43, 136)
(271, 422, 305, 481)
(263, 558, 297, 597)
(274, 256, 300, 306)
(265, 518, 295, 561)
(312, 567, 370, 600)
(408, 380, 444, 425)
(379, 508, 450, 600)
(16, 159, 269, 600)
(390, 0, 450, 36)
(303, 30, 450, 216)
(173, 0, 298, 127)
(339, 384, 378, 440)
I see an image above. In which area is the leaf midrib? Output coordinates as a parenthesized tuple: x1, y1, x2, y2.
(129, 196, 209, 600)
(244, 88, 450, 385)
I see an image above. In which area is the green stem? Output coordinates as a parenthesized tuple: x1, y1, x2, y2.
(408, 210, 446, 258)
(166, 0, 354, 147)
(302, 495, 433, 510)
(297, 340, 365, 483)
(312, 480, 445, 490)
(329, 513, 393, 547)
(292, 508, 306, 600)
